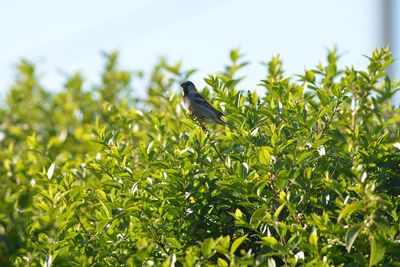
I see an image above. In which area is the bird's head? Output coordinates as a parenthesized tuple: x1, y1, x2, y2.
(181, 81, 196, 95)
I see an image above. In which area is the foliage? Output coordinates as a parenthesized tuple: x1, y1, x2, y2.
(0, 48, 400, 266)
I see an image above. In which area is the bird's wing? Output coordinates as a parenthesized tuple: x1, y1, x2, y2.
(193, 92, 225, 117)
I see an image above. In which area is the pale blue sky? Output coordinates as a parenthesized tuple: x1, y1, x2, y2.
(0, 0, 398, 97)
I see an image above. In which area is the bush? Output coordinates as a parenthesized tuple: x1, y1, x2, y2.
(0, 48, 399, 266)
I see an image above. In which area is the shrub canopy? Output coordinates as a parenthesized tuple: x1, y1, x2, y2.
(0, 48, 399, 266)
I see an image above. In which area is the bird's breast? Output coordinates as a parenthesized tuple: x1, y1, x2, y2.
(183, 95, 191, 107)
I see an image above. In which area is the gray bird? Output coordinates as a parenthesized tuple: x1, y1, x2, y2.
(181, 81, 233, 128)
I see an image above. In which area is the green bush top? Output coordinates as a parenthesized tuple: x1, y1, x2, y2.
(0, 47, 399, 266)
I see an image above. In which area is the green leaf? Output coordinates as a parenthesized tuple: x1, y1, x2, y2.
(296, 151, 313, 164)
(276, 170, 289, 189)
(277, 222, 287, 240)
(27, 133, 38, 149)
(317, 89, 330, 105)
(96, 189, 107, 202)
(218, 258, 228, 267)
(165, 237, 181, 249)
(230, 48, 240, 63)
(235, 208, 243, 219)
(219, 236, 230, 250)
(273, 203, 286, 219)
(309, 228, 318, 247)
(305, 70, 315, 83)
(250, 207, 269, 226)
(261, 236, 278, 247)
(201, 238, 215, 257)
(345, 225, 362, 253)
(338, 201, 364, 222)
(387, 115, 400, 124)
(235, 91, 242, 108)
(230, 235, 247, 254)
(259, 146, 271, 165)
(370, 237, 386, 266)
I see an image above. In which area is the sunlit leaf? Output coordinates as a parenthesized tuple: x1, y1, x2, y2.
(47, 162, 55, 179)
(230, 235, 247, 254)
(345, 224, 362, 253)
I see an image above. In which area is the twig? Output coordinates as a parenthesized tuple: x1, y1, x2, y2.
(199, 125, 233, 174)
(208, 134, 225, 163)
(84, 217, 114, 246)
(320, 100, 341, 135)
(74, 211, 89, 236)
(198, 123, 224, 163)
(83, 211, 126, 246)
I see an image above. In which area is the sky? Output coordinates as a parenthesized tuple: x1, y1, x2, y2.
(0, 0, 398, 98)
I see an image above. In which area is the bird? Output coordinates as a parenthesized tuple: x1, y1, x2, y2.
(181, 81, 234, 128)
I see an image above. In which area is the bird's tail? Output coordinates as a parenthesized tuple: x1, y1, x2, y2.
(219, 119, 237, 130)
